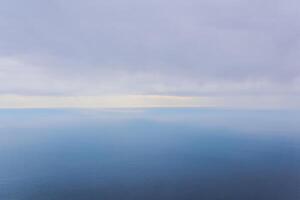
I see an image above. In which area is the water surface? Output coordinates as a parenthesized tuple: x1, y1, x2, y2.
(0, 109, 299, 199)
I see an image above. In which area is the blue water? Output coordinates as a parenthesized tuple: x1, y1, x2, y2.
(0, 109, 299, 199)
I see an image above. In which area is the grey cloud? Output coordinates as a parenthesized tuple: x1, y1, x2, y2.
(0, 0, 300, 96)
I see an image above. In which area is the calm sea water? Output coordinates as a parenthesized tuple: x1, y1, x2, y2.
(0, 109, 299, 200)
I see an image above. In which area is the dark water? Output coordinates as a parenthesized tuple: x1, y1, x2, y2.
(0, 109, 299, 200)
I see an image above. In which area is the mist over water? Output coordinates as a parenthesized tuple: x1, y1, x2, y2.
(0, 109, 299, 200)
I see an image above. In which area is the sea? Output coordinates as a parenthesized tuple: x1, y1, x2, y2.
(0, 108, 299, 199)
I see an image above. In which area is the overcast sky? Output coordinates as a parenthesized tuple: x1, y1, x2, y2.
(0, 0, 300, 107)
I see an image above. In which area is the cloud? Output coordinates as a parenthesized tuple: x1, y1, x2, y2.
(0, 0, 300, 104)
(0, 56, 299, 97)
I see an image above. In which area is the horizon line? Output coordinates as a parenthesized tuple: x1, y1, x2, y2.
(0, 94, 298, 109)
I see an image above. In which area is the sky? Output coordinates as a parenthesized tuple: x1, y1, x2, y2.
(0, 0, 300, 108)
